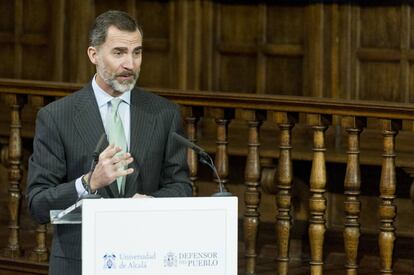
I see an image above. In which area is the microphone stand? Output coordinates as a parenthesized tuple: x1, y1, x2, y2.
(172, 132, 232, 197)
(198, 152, 232, 197)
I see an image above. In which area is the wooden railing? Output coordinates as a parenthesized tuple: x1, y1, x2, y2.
(0, 78, 414, 274)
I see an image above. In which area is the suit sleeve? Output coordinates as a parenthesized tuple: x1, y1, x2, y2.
(26, 108, 79, 224)
(151, 106, 192, 197)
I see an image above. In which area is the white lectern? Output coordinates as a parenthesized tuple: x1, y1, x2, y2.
(52, 197, 238, 275)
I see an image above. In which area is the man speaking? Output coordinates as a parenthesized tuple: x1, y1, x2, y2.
(27, 10, 192, 275)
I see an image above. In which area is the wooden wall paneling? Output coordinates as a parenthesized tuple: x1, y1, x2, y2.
(51, 0, 65, 81)
(356, 4, 407, 103)
(66, 0, 94, 83)
(14, 0, 23, 78)
(169, 0, 177, 89)
(0, 0, 15, 79)
(401, 4, 410, 103)
(187, 0, 202, 91)
(126, 0, 136, 18)
(94, 0, 128, 15)
(216, 2, 259, 93)
(202, 0, 214, 91)
(21, 0, 54, 80)
(212, 1, 221, 91)
(338, 3, 353, 100)
(265, 4, 305, 96)
(329, 3, 339, 99)
(305, 3, 324, 97)
(410, 3, 414, 104)
(176, 0, 188, 90)
(134, 1, 176, 88)
(353, 4, 361, 100)
(256, 3, 266, 94)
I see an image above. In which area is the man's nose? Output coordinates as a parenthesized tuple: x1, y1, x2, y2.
(122, 55, 134, 69)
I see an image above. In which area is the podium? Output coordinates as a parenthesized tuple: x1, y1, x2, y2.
(51, 197, 238, 275)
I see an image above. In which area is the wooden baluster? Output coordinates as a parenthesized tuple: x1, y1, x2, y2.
(29, 95, 49, 262)
(273, 112, 297, 275)
(210, 108, 233, 193)
(0, 142, 8, 166)
(342, 116, 366, 275)
(378, 119, 401, 274)
(3, 94, 26, 258)
(307, 114, 331, 275)
(181, 106, 203, 196)
(242, 110, 265, 275)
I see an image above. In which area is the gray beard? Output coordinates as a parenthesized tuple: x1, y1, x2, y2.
(97, 64, 139, 93)
(105, 76, 138, 93)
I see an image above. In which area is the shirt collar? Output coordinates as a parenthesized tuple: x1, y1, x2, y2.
(92, 74, 131, 107)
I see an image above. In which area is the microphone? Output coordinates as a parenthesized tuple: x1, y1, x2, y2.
(172, 132, 209, 158)
(172, 132, 232, 197)
(93, 133, 107, 162)
(81, 133, 107, 199)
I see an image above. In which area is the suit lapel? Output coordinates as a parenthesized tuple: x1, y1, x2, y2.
(124, 88, 156, 197)
(72, 84, 120, 198)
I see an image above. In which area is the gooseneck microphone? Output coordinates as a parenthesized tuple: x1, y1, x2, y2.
(172, 132, 232, 197)
(81, 133, 107, 199)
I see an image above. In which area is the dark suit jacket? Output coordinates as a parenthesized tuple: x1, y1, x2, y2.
(26, 83, 192, 274)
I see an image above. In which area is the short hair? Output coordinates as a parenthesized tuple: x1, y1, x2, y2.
(89, 10, 143, 47)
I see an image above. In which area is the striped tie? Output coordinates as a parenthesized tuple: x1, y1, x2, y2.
(107, 97, 127, 196)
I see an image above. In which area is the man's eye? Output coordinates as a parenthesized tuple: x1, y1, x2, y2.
(113, 51, 122, 56)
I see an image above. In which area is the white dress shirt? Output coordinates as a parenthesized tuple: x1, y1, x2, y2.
(76, 76, 132, 196)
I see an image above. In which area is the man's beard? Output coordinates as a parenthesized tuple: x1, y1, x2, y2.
(98, 64, 139, 93)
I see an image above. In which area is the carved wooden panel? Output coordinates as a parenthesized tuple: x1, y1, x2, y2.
(136, 1, 176, 88)
(208, 2, 309, 96)
(0, 0, 15, 79)
(0, 0, 65, 81)
(1, 1, 414, 103)
(340, 3, 414, 102)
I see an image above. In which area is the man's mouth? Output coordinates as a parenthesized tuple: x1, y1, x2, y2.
(117, 73, 135, 82)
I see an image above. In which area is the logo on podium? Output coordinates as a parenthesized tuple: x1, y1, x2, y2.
(164, 252, 178, 267)
(103, 253, 117, 269)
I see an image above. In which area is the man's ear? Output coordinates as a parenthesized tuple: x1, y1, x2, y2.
(87, 46, 98, 65)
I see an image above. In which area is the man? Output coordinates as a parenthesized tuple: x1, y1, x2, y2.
(27, 10, 192, 275)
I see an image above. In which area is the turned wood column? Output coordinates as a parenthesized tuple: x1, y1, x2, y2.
(29, 95, 49, 262)
(378, 119, 401, 274)
(342, 116, 366, 275)
(272, 112, 297, 275)
(242, 110, 264, 275)
(209, 108, 234, 193)
(307, 114, 331, 275)
(3, 94, 26, 258)
(181, 106, 203, 196)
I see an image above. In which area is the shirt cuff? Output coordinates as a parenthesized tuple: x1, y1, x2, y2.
(75, 176, 87, 197)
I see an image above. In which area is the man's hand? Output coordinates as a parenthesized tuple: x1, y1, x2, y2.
(86, 144, 134, 192)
